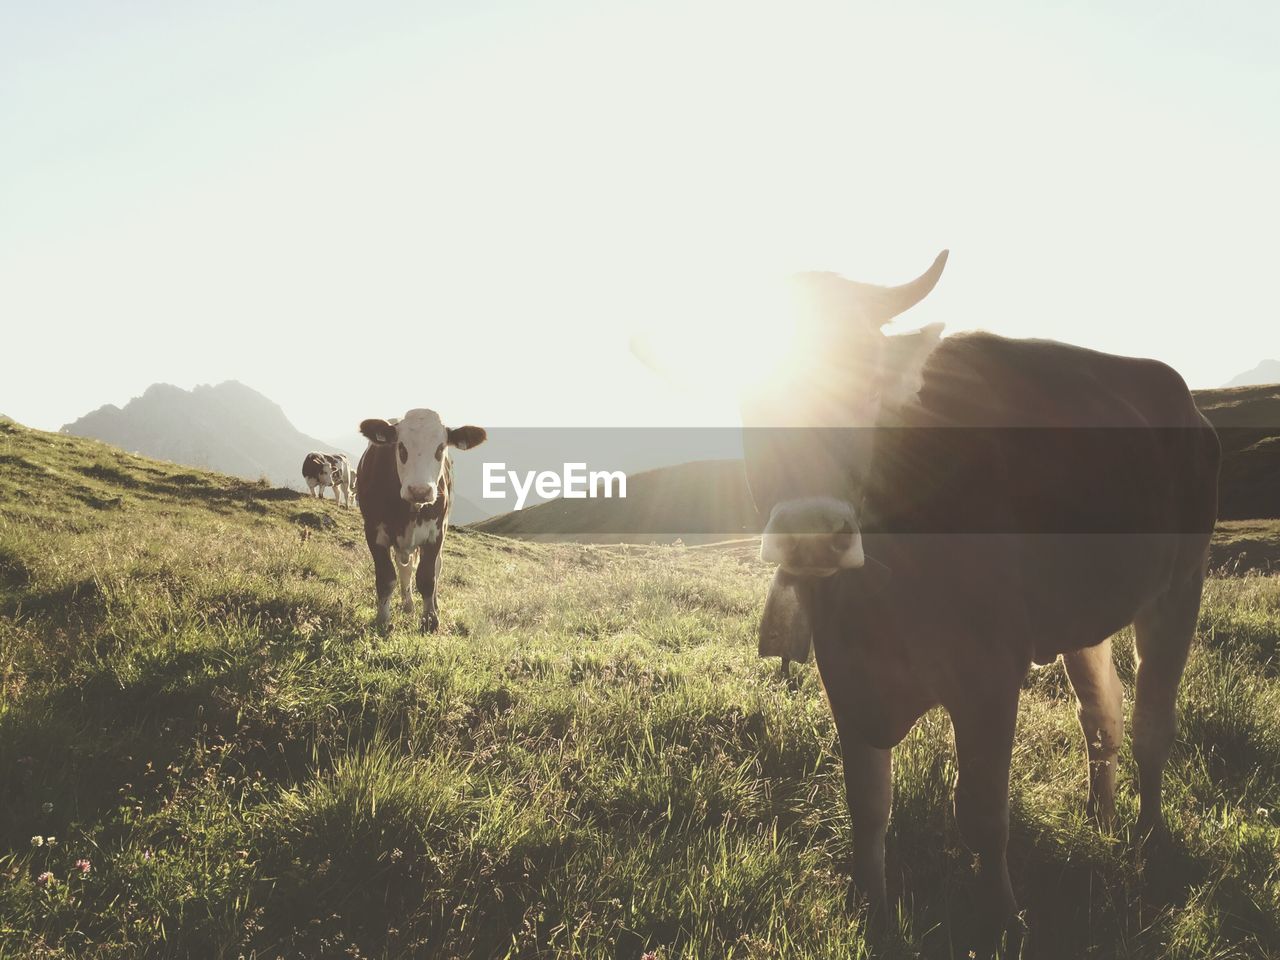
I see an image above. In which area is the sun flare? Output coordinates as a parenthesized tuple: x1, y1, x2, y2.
(630, 274, 801, 399)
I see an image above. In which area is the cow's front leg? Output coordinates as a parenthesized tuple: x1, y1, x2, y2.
(831, 709, 892, 914)
(366, 536, 396, 632)
(394, 549, 417, 615)
(416, 544, 441, 633)
(951, 688, 1020, 931)
(846, 739, 892, 913)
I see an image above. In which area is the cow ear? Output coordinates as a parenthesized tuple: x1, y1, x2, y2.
(360, 418, 396, 444)
(447, 425, 487, 450)
(879, 323, 943, 406)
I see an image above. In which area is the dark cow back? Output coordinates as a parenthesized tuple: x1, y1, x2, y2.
(302, 451, 346, 479)
(850, 333, 1220, 664)
(301, 452, 330, 481)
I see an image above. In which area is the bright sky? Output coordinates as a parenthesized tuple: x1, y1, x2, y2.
(2, 0, 1277, 437)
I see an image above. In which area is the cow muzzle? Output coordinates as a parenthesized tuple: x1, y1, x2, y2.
(760, 497, 865, 576)
(405, 485, 438, 507)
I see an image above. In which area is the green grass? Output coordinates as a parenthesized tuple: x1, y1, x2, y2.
(1, 418, 1278, 959)
(1209, 520, 1280, 576)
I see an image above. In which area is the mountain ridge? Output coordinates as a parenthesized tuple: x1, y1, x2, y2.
(61, 380, 340, 489)
(1223, 359, 1280, 388)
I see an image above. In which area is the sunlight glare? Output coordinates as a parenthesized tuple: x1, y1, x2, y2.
(631, 274, 798, 400)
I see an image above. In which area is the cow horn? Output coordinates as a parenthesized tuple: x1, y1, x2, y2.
(854, 249, 949, 325)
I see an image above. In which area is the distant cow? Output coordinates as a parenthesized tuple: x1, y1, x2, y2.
(301, 452, 354, 507)
(356, 409, 486, 632)
(740, 252, 1219, 933)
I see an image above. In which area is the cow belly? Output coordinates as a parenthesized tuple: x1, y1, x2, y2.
(1022, 533, 1194, 661)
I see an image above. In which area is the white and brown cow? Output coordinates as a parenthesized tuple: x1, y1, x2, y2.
(301, 452, 355, 507)
(356, 409, 486, 632)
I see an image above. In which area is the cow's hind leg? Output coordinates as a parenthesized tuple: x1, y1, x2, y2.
(395, 548, 419, 616)
(1132, 575, 1203, 838)
(1063, 637, 1123, 829)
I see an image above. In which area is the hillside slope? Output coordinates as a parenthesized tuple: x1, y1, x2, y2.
(0, 419, 1277, 958)
(1194, 384, 1280, 520)
(473, 459, 757, 543)
(60, 381, 340, 489)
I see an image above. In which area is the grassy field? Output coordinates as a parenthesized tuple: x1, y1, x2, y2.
(1, 419, 1278, 959)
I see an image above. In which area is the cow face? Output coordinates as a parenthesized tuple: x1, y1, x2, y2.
(360, 408, 487, 507)
(742, 251, 948, 576)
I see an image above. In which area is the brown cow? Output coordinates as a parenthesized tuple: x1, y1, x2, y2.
(356, 409, 486, 632)
(740, 251, 1220, 934)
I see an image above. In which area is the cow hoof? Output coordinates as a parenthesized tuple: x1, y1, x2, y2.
(420, 615, 439, 634)
(1136, 810, 1167, 837)
(401, 599, 415, 615)
(1088, 804, 1117, 834)
(857, 901, 891, 943)
(844, 881, 889, 927)
(1134, 815, 1171, 859)
(965, 910, 1026, 960)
